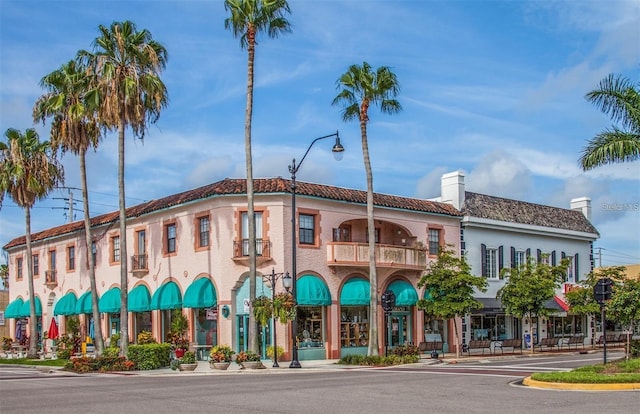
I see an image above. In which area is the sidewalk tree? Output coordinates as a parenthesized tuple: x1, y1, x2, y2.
(224, 0, 292, 354)
(497, 256, 568, 353)
(0, 128, 64, 358)
(80, 21, 168, 356)
(332, 61, 401, 356)
(416, 245, 487, 359)
(605, 270, 640, 360)
(34, 59, 105, 356)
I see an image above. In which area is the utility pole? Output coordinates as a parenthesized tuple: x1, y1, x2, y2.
(68, 189, 74, 223)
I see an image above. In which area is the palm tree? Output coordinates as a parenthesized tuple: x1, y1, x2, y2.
(33, 59, 105, 356)
(580, 73, 640, 170)
(0, 128, 64, 358)
(79, 21, 168, 356)
(224, 0, 291, 354)
(332, 62, 401, 356)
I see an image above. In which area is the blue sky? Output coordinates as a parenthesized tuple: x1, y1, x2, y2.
(1, 0, 639, 268)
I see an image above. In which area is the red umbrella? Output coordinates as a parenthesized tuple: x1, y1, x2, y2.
(48, 318, 59, 340)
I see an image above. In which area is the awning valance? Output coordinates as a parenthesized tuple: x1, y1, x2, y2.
(4, 298, 24, 319)
(54, 292, 78, 316)
(183, 278, 217, 308)
(99, 287, 121, 313)
(545, 296, 569, 312)
(297, 275, 331, 306)
(387, 280, 418, 306)
(76, 291, 93, 314)
(475, 298, 503, 314)
(129, 285, 151, 312)
(150, 281, 182, 310)
(19, 297, 42, 317)
(340, 278, 370, 306)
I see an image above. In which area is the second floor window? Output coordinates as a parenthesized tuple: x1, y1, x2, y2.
(299, 214, 315, 245)
(16, 257, 23, 279)
(68, 246, 75, 270)
(514, 250, 525, 269)
(428, 229, 440, 255)
(91, 241, 97, 266)
(199, 216, 210, 248)
(241, 212, 263, 256)
(166, 224, 177, 253)
(565, 256, 574, 283)
(485, 248, 498, 279)
(112, 236, 120, 263)
(333, 225, 351, 242)
(32, 254, 39, 276)
(49, 250, 56, 270)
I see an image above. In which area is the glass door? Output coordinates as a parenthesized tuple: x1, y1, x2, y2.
(387, 311, 411, 347)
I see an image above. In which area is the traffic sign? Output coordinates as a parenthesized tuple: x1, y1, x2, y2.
(594, 278, 613, 305)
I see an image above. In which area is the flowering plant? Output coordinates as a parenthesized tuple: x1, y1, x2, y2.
(210, 344, 235, 363)
(235, 350, 261, 363)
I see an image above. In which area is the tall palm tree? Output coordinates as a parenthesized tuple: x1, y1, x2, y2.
(224, 0, 291, 354)
(332, 62, 401, 356)
(33, 59, 105, 356)
(0, 128, 64, 358)
(580, 73, 640, 170)
(79, 21, 168, 356)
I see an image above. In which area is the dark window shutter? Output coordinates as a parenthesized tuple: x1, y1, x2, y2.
(481, 244, 487, 277)
(574, 253, 579, 281)
(551, 251, 556, 266)
(498, 246, 504, 279)
(526, 248, 531, 259)
(510, 247, 516, 269)
(536, 249, 542, 263)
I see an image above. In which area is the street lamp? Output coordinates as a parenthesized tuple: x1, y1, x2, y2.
(262, 268, 292, 367)
(288, 131, 344, 368)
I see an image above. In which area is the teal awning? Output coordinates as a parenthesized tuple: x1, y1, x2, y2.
(5, 298, 24, 319)
(340, 278, 370, 306)
(297, 275, 331, 306)
(19, 297, 42, 317)
(54, 292, 78, 316)
(387, 280, 418, 306)
(150, 281, 182, 310)
(99, 287, 121, 313)
(423, 289, 433, 301)
(129, 285, 151, 312)
(183, 278, 216, 308)
(76, 291, 93, 314)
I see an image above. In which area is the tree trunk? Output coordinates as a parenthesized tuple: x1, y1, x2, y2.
(25, 206, 38, 358)
(80, 148, 104, 356)
(118, 116, 129, 357)
(360, 114, 379, 357)
(453, 316, 461, 359)
(246, 31, 258, 354)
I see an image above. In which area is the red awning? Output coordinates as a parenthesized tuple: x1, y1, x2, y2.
(554, 296, 569, 312)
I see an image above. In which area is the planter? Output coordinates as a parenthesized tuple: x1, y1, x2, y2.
(210, 362, 231, 370)
(178, 363, 197, 372)
(241, 361, 261, 370)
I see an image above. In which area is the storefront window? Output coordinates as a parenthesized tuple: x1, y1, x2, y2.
(471, 315, 507, 340)
(134, 312, 152, 341)
(340, 306, 369, 347)
(424, 315, 444, 342)
(298, 306, 324, 348)
(549, 315, 583, 337)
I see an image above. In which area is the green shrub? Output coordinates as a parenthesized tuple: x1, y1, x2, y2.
(180, 351, 196, 364)
(103, 347, 119, 358)
(338, 353, 419, 366)
(137, 330, 156, 345)
(64, 356, 135, 373)
(630, 339, 640, 357)
(128, 343, 171, 370)
(392, 343, 420, 357)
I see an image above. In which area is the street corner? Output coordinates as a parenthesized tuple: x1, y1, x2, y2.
(522, 377, 640, 391)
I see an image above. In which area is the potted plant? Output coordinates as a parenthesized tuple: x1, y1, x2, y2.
(272, 292, 296, 323)
(169, 310, 189, 358)
(252, 296, 273, 327)
(209, 344, 235, 370)
(174, 350, 197, 372)
(235, 350, 262, 369)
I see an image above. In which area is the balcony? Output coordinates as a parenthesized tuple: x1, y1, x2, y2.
(45, 270, 57, 289)
(327, 242, 427, 271)
(130, 254, 149, 278)
(232, 239, 272, 266)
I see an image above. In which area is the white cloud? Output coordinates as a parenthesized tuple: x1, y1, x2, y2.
(466, 151, 533, 199)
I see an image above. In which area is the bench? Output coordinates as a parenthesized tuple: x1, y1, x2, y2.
(535, 337, 559, 351)
(464, 340, 493, 355)
(596, 334, 625, 347)
(495, 338, 522, 354)
(564, 336, 585, 350)
(419, 341, 444, 355)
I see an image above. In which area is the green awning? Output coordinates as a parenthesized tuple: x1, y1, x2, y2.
(76, 291, 93, 314)
(423, 289, 433, 301)
(297, 275, 331, 306)
(150, 281, 182, 310)
(54, 292, 78, 316)
(5, 298, 24, 319)
(340, 278, 370, 306)
(387, 280, 418, 306)
(99, 287, 121, 313)
(129, 285, 151, 312)
(19, 297, 42, 317)
(183, 278, 217, 308)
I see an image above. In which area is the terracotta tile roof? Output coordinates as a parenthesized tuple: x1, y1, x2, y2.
(3, 178, 461, 250)
(462, 192, 599, 235)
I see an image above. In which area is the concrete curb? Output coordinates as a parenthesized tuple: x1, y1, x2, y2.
(522, 377, 640, 391)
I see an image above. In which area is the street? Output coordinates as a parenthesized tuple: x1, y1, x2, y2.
(0, 351, 637, 414)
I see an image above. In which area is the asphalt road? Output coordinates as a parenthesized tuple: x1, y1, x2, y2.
(1, 351, 637, 414)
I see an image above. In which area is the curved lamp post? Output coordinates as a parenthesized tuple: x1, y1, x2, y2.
(288, 131, 344, 368)
(263, 268, 291, 368)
